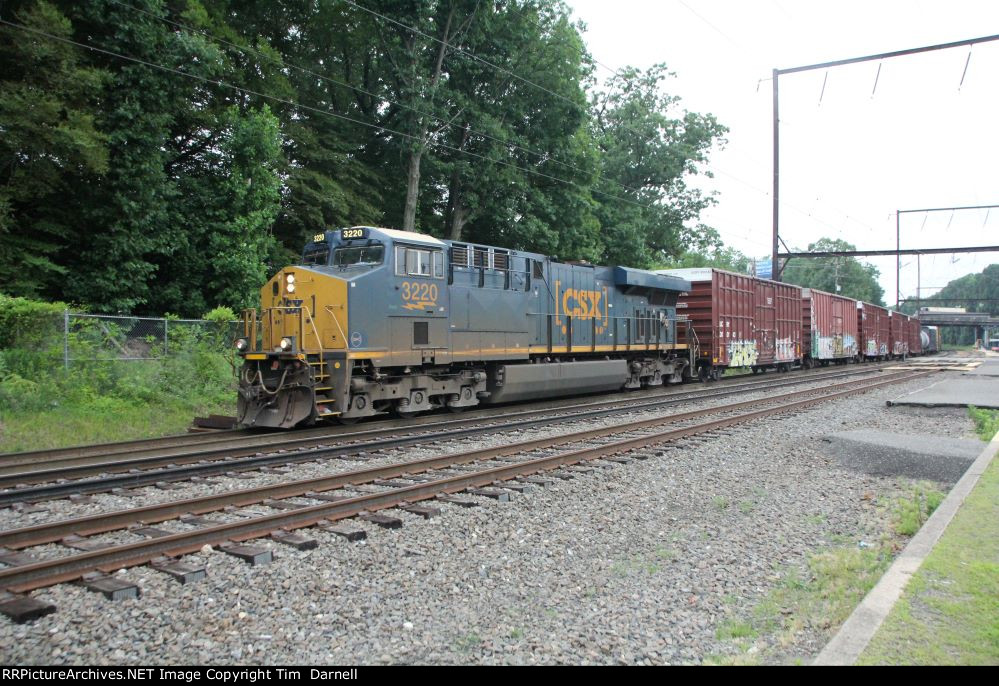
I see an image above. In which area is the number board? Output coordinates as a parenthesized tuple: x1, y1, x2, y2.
(312, 232, 327, 243)
(340, 228, 368, 240)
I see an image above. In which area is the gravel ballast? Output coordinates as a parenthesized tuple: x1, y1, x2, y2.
(0, 372, 979, 664)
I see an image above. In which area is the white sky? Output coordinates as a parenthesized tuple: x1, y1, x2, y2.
(567, 0, 999, 303)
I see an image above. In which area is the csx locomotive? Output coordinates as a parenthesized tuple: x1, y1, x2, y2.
(235, 226, 693, 428)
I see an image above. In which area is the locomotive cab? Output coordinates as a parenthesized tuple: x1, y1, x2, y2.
(235, 226, 459, 428)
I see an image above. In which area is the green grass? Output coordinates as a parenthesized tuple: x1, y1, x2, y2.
(891, 483, 946, 537)
(716, 619, 758, 641)
(859, 449, 999, 665)
(0, 397, 234, 453)
(969, 406, 999, 441)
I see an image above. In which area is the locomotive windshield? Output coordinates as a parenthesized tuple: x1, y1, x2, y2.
(302, 246, 330, 265)
(333, 244, 385, 268)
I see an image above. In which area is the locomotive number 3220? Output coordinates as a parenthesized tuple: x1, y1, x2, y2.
(402, 281, 438, 304)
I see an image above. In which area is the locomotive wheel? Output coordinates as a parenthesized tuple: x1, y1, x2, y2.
(395, 409, 417, 419)
(447, 405, 465, 413)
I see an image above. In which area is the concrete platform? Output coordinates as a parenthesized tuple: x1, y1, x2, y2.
(887, 368, 999, 409)
(963, 358, 999, 377)
(821, 430, 982, 483)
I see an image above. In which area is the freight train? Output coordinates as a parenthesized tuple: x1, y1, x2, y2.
(235, 227, 694, 428)
(235, 228, 929, 429)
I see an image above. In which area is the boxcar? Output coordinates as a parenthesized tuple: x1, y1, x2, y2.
(907, 315, 923, 356)
(888, 311, 910, 359)
(801, 288, 859, 366)
(658, 268, 802, 378)
(857, 302, 890, 360)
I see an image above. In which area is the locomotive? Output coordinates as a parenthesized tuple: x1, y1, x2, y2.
(235, 226, 694, 428)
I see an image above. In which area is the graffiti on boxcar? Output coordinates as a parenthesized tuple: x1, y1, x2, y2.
(727, 340, 758, 367)
(865, 339, 878, 357)
(815, 334, 854, 359)
(843, 334, 857, 356)
(775, 337, 795, 362)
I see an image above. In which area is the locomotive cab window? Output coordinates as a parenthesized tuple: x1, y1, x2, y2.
(395, 246, 444, 278)
(303, 246, 330, 266)
(332, 244, 384, 268)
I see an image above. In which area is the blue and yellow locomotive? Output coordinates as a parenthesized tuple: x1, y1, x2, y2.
(235, 226, 694, 428)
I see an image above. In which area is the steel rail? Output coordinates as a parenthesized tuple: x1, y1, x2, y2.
(0, 366, 891, 492)
(0, 372, 912, 549)
(0, 363, 890, 473)
(0, 371, 929, 593)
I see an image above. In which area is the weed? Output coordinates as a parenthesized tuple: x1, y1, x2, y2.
(716, 619, 757, 640)
(893, 483, 946, 536)
(712, 496, 730, 510)
(968, 405, 999, 441)
(454, 633, 482, 652)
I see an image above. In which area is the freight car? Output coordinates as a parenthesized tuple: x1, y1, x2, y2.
(235, 227, 694, 428)
(656, 268, 802, 379)
(857, 302, 890, 360)
(888, 311, 910, 359)
(801, 288, 859, 367)
(921, 325, 940, 354)
(907, 314, 922, 357)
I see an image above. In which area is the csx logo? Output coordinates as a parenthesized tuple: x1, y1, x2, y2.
(561, 288, 604, 318)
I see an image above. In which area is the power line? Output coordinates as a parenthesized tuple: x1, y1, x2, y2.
(349, 0, 876, 246)
(0, 17, 655, 214)
(107, 0, 649, 198)
(341, 0, 584, 112)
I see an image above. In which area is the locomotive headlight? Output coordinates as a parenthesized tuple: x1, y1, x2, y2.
(280, 337, 293, 351)
(234, 338, 248, 352)
(285, 274, 295, 284)
(286, 283, 296, 293)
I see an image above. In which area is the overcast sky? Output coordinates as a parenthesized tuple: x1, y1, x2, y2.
(567, 0, 999, 303)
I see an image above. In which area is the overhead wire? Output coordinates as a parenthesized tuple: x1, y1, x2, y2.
(107, 0, 649, 198)
(0, 17, 656, 213)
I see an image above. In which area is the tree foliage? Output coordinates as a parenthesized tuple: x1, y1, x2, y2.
(781, 238, 886, 306)
(900, 264, 999, 345)
(0, 0, 728, 315)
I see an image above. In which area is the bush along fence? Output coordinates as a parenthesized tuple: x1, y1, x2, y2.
(0, 295, 239, 415)
(57, 312, 241, 368)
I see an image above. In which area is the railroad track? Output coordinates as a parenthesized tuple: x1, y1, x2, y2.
(0, 366, 896, 504)
(0, 362, 893, 473)
(0, 369, 931, 613)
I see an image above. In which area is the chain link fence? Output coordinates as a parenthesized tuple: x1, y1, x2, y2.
(53, 312, 239, 368)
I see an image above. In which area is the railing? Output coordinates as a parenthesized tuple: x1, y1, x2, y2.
(525, 312, 686, 353)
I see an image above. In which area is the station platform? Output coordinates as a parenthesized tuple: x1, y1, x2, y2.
(886, 358, 999, 409)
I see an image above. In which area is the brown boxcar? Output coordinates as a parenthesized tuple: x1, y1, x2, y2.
(857, 302, 890, 359)
(888, 311, 910, 358)
(659, 268, 802, 377)
(802, 288, 860, 366)
(908, 315, 923, 355)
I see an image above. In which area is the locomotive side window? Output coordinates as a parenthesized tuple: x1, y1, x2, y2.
(395, 245, 443, 278)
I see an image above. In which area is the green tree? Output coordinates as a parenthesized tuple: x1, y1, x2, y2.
(903, 264, 999, 345)
(0, 1, 108, 297)
(590, 64, 727, 268)
(782, 238, 885, 305)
